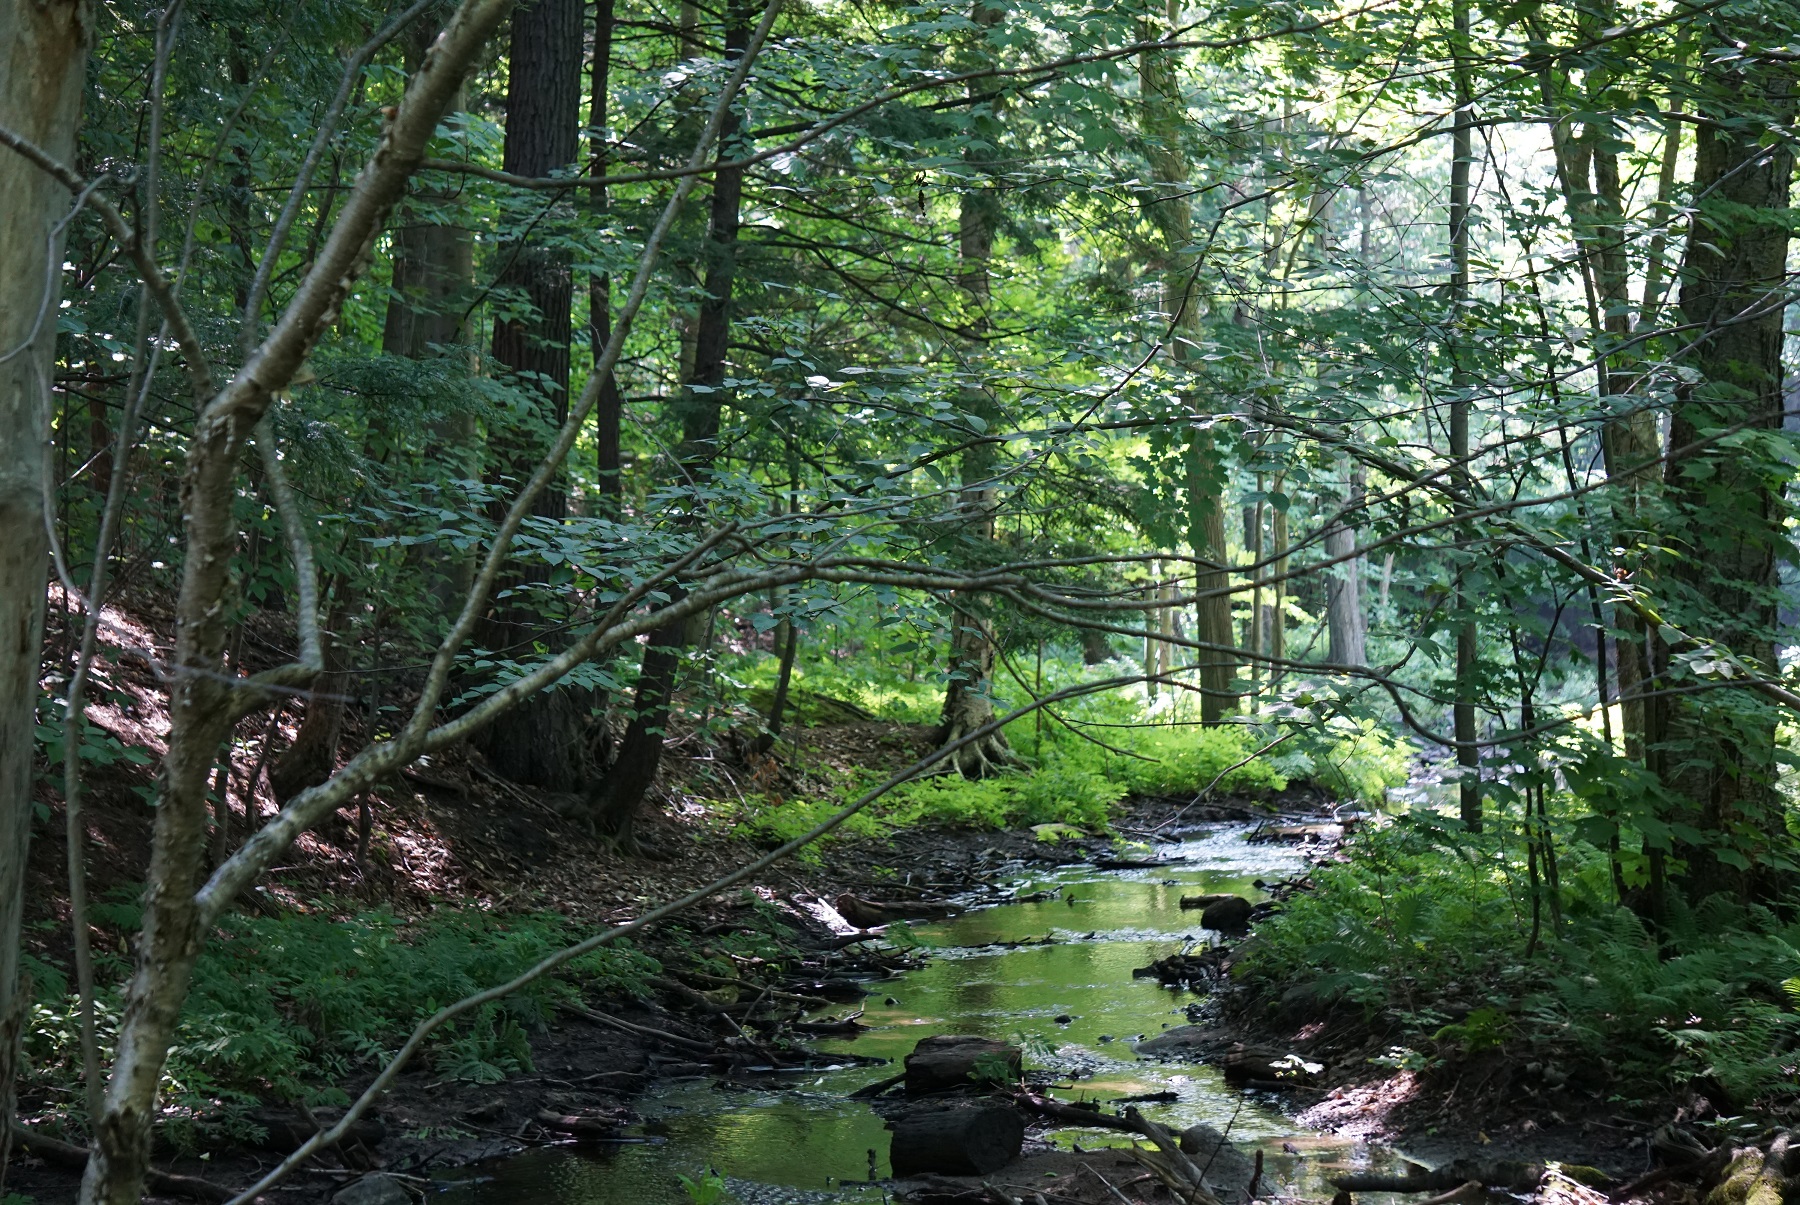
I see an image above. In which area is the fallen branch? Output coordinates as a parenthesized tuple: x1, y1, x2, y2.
(13, 1127, 240, 1203)
(559, 1004, 716, 1056)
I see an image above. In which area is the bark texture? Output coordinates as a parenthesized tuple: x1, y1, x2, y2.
(0, 0, 89, 1176)
(78, 3, 519, 1197)
(475, 0, 588, 791)
(1658, 32, 1795, 900)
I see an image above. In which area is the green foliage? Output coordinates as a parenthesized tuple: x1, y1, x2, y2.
(678, 1170, 729, 1205)
(23, 907, 658, 1144)
(1111, 725, 1288, 798)
(1239, 819, 1800, 1106)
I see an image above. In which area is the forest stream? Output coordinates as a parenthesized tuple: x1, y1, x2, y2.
(433, 823, 1410, 1205)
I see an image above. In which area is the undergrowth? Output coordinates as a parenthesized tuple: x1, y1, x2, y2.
(23, 905, 659, 1148)
(734, 714, 1408, 854)
(1236, 816, 1800, 1108)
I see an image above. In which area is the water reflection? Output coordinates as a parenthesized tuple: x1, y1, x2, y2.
(433, 826, 1381, 1205)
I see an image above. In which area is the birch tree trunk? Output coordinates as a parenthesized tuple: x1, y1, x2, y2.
(0, 0, 90, 1173)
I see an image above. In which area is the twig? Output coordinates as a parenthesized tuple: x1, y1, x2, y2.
(558, 1004, 715, 1056)
(1081, 1162, 1138, 1205)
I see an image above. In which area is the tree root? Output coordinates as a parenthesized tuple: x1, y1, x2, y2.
(1705, 1133, 1800, 1205)
(935, 715, 1022, 780)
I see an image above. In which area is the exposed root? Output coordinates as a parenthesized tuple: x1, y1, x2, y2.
(1706, 1133, 1800, 1205)
(935, 713, 1022, 779)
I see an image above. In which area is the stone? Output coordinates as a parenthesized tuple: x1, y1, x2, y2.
(1179, 1124, 1259, 1195)
(1133, 1024, 1223, 1057)
(890, 1105, 1027, 1176)
(331, 1173, 411, 1205)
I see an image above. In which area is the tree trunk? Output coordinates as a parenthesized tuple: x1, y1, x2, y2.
(1658, 32, 1794, 900)
(267, 592, 357, 805)
(586, 2, 752, 836)
(1324, 463, 1366, 666)
(1447, 0, 1480, 831)
(0, 0, 88, 1176)
(935, 23, 1020, 775)
(590, 0, 624, 513)
(1138, 2, 1236, 722)
(474, 0, 588, 791)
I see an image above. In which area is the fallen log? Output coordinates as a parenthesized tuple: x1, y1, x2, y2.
(1705, 1131, 1800, 1205)
(890, 1106, 1026, 1176)
(905, 1035, 1022, 1095)
(534, 1109, 627, 1139)
(791, 1009, 866, 1036)
(15, 1126, 241, 1203)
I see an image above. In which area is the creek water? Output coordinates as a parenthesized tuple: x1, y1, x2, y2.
(433, 824, 1406, 1204)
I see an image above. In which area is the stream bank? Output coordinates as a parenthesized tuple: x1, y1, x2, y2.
(11, 794, 1653, 1205)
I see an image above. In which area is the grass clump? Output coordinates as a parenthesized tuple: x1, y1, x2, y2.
(24, 905, 658, 1147)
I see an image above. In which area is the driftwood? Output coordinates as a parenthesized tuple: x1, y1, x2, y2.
(790, 1009, 866, 1036)
(835, 894, 962, 929)
(560, 1003, 716, 1055)
(14, 1126, 241, 1203)
(534, 1109, 627, 1139)
(1007, 1094, 1227, 1205)
(890, 1106, 1026, 1176)
(850, 1070, 909, 1099)
(1132, 949, 1223, 987)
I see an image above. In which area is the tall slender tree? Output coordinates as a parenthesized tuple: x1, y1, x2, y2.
(0, 0, 89, 1169)
(587, 0, 754, 841)
(1137, 0, 1236, 722)
(474, 0, 588, 791)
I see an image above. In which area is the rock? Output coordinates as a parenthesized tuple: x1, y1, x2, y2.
(332, 1173, 411, 1205)
(1134, 1024, 1224, 1057)
(903, 1035, 1022, 1095)
(1179, 893, 1237, 910)
(890, 1105, 1026, 1176)
(1200, 895, 1254, 933)
(1179, 1123, 1259, 1195)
